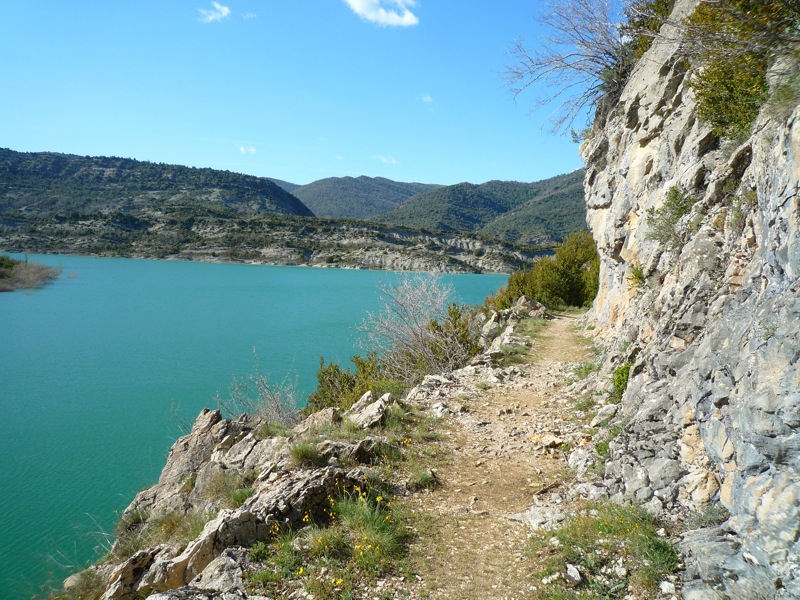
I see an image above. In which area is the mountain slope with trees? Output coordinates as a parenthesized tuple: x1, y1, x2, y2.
(0, 149, 551, 274)
(379, 170, 585, 244)
(285, 176, 441, 219)
(0, 148, 312, 218)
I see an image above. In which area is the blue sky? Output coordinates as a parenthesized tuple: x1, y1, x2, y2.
(1, 1, 585, 186)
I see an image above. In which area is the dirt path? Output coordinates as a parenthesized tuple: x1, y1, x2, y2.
(403, 315, 592, 599)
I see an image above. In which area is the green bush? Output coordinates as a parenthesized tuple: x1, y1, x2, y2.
(645, 186, 695, 250)
(306, 352, 405, 413)
(611, 360, 633, 403)
(487, 230, 600, 310)
(692, 53, 768, 139)
(686, 0, 799, 138)
(0, 254, 18, 276)
(627, 262, 647, 290)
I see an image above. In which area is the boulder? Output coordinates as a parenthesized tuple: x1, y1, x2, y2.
(343, 392, 394, 429)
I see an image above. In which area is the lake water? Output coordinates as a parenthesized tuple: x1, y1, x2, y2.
(0, 254, 506, 598)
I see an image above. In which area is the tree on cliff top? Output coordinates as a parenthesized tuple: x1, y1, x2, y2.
(505, 0, 634, 134)
(505, 0, 677, 134)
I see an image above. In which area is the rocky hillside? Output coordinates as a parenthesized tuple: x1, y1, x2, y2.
(0, 149, 554, 273)
(53, 300, 572, 600)
(580, 1, 800, 596)
(0, 212, 546, 274)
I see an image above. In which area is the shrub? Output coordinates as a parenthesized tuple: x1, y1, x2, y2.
(0, 255, 62, 291)
(625, 0, 676, 59)
(359, 274, 482, 385)
(215, 351, 300, 427)
(692, 53, 768, 139)
(487, 230, 600, 310)
(645, 186, 695, 250)
(505, 0, 638, 132)
(627, 262, 647, 290)
(611, 360, 633, 402)
(306, 352, 405, 413)
(685, 1, 800, 138)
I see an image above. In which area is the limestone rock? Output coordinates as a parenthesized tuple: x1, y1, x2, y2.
(564, 563, 582, 587)
(343, 392, 394, 429)
(580, 0, 800, 592)
(589, 404, 617, 428)
(509, 506, 566, 531)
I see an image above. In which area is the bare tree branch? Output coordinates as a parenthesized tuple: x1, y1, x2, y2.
(505, 0, 632, 133)
(359, 274, 480, 384)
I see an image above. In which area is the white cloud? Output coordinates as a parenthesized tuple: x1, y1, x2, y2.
(373, 154, 398, 165)
(243, 12, 258, 19)
(239, 146, 256, 154)
(422, 95, 433, 103)
(343, 0, 419, 27)
(198, 2, 231, 23)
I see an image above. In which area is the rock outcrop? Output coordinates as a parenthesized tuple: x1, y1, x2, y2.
(91, 406, 395, 599)
(580, 1, 800, 596)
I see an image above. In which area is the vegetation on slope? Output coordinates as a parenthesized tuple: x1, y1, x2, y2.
(380, 170, 586, 244)
(487, 230, 600, 310)
(506, 0, 800, 140)
(480, 171, 586, 244)
(0, 254, 61, 292)
(0, 148, 561, 272)
(266, 177, 302, 193)
(287, 176, 441, 220)
(685, 0, 800, 138)
(0, 148, 312, 218)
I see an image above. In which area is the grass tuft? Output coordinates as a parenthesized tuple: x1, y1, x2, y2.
(289, 441, 323, 467)
(245, 491, 409, 598)
(529, 502, 678, 598)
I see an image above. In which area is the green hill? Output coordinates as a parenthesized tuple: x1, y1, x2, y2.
(287, 176, 441, 219)
(379, 170, 586, 244)
(479, 171, 587, 244)
(0, 148, 313, 218)
(266, 178, 302, 194)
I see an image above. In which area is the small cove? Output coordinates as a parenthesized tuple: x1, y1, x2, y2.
(0, 254, 506, 598)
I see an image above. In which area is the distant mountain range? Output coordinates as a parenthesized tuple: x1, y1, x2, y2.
(0, 148, 586, 270)
(268, 170, 586, 245)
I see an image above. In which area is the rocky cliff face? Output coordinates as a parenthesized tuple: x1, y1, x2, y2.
(582, 1, 800, 596)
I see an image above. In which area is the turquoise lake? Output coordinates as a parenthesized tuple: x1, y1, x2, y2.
(0, 254, 506, 598)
